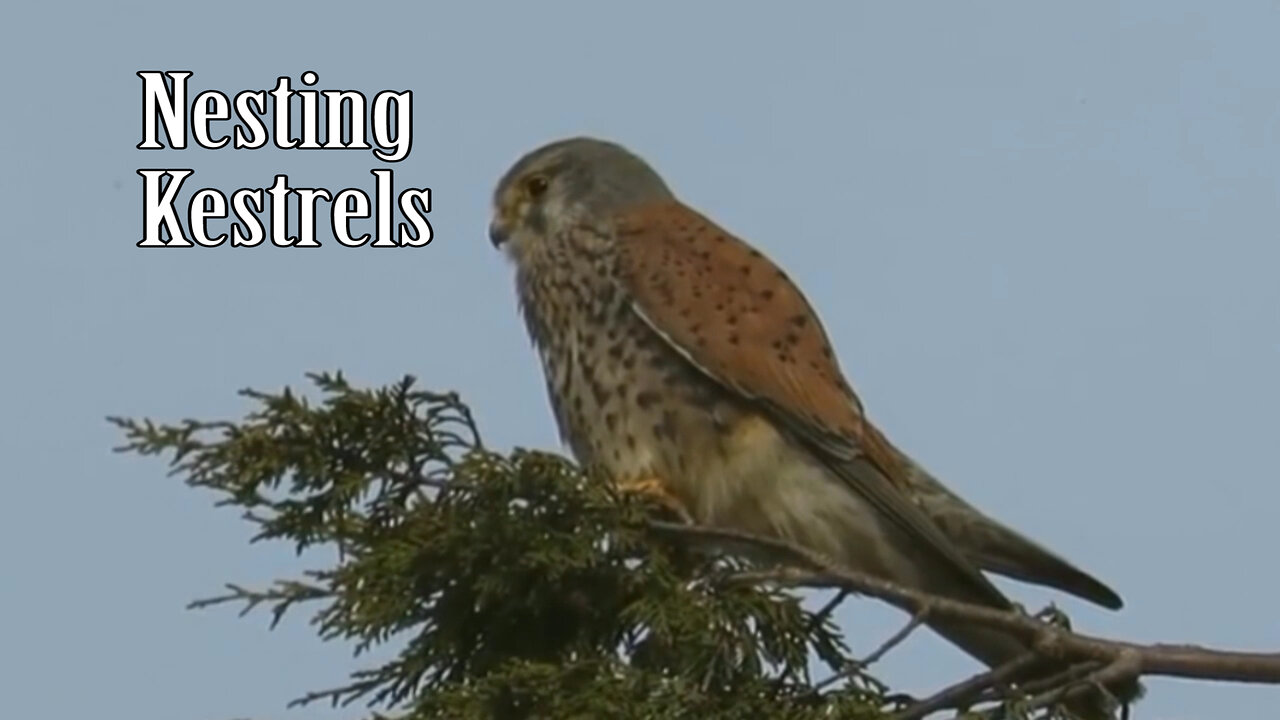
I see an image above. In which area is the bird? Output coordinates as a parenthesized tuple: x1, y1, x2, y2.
(488, 136, 1133, 719)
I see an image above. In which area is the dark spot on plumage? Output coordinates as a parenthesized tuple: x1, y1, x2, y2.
(636, 390, 660, 409)
(739, 264, 751, 276)
(608, 343, 625, 360)
(749, 248, 762, 258)
(790, 314, 808, 328)
(728, 333, 739, 345)
(771, 340, 783, 351)
(591, 381, 609, 406)
(726, 314, 738, 326)
(626, 434, 637, 450)
(715, 235, 727, 243)
(616, 383, 630, 399)
(605, 413, 617, 431)
(622, 355, 636, 370)
(761, 289, 775, 301)
(660, 410, 678, 438)
(652, 422, 667, 441)
(785, 332, 799, 346)
(822, 345, 834, 359)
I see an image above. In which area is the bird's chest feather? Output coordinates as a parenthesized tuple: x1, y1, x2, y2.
(517, 256, 734, 491)
(514, 254, 878, 562)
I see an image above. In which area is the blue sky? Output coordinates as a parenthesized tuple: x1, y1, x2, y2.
(2, 2, 1277, 718)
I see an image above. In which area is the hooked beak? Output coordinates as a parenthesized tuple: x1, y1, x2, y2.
(488, 219, 510, 249)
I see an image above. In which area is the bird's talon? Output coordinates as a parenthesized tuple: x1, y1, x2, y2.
(617, 476, 694, 524)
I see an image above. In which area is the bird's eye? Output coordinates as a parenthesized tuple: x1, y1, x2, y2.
(524, 174, 549, 199)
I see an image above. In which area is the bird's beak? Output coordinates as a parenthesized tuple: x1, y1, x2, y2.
(488, 218, 510, 249)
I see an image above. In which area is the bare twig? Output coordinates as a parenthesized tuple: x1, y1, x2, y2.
(1001, 659, 1102, 699)
(1006, 650, 1142, 719)
(808, 589, 850, 634)
(861, 604, 931, 668)
(893, 652, 1041, 720)
(814, 604, 932, 693)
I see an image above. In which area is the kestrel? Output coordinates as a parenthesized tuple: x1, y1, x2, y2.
(489, 137, 1130, 719)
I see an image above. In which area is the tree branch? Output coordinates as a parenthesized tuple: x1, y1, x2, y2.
(812, 603, 932, 694)
(893, 652, 1040, 720)
(860, 604, 930, 669)
(647, 520, 1280, 689)
(1003, 651, 1141, 720)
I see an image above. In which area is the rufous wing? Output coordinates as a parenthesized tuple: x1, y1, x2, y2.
(612, 200, 1007, 607)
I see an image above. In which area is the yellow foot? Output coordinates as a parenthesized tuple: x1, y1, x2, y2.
(616, 476, 694, 524)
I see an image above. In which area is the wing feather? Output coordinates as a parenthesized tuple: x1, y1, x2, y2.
(613, 201, 1009, 608)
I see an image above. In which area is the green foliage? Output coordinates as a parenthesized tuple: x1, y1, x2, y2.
(111, 373, 888, 720)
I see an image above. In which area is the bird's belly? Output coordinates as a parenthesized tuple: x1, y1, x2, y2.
(672, 412, 899, 577)
(576, 362, 897, 577)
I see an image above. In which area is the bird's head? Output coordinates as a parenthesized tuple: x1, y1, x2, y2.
(488, 136, 674, 260)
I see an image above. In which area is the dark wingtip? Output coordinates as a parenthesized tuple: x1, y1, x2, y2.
(1094, 587, 1125, 611)
(977, 554, 1125, 610)
(1068, 573, 1124, 610)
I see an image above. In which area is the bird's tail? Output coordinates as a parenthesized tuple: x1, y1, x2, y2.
(924, 618, 1141, 720)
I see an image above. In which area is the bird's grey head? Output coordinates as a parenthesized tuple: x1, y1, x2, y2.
(488, 137, 674, 258)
